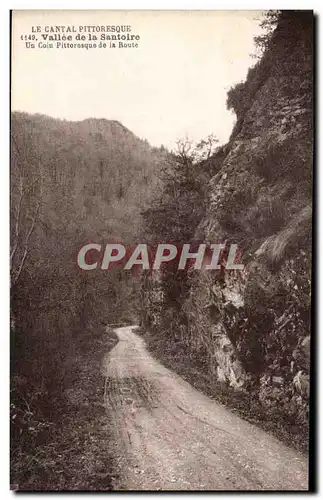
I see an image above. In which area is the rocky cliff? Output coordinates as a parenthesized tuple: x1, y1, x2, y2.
(141, 11, 313, 451)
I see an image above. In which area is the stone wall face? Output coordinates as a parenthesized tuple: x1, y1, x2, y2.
(189, 12, 312, 403)
(141, 12, 313, 442)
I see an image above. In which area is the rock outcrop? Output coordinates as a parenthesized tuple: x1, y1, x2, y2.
(141, 12, 312, 449)
(185, 11, 312, 430)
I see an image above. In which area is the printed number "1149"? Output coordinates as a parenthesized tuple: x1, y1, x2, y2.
(20, 35, 36, 41)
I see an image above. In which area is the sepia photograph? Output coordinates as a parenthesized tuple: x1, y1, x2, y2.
(10, 9, 313, 491)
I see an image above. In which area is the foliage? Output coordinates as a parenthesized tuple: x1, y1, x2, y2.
(142, 135, 219, 244)
(140, 136, 221, 368)
(252, 10, 281, 59)
(11, 329, 119, 490)
(140, 11, 312, 454)
(10, 112, 166, 488)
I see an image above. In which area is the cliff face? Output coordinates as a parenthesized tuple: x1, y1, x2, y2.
(141, 12, 312, 450)
(187, 11, 312, 425)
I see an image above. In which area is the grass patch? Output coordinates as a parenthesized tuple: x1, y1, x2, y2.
(11, 327, 119, 491)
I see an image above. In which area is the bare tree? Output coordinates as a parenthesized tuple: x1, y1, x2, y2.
(194, 133, 219, 161)
(10, 133, 42, 287)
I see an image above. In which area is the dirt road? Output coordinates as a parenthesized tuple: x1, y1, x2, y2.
(103, 326, 308, 491)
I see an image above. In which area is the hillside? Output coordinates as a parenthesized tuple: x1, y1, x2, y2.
(140, 11, 312, 452)
(10, 112, 165, 489)
(11, 112, 164, 241)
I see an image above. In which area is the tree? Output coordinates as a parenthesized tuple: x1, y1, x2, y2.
(252, 10, 281, 59)
(10, 133, 42, 287)
(141, 134, 220, 338)
(143, 134, 219, 243)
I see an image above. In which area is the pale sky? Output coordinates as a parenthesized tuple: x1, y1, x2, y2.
(12, 10, 264, 148)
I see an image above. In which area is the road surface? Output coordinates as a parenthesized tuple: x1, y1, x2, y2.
(103, 326, 308, 491)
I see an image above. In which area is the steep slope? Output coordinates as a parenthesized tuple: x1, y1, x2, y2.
(140, 11, 313, 451)
(10, 112, 165, 488)
(11, 112, 164, 242)
(193, 9, 312, 400)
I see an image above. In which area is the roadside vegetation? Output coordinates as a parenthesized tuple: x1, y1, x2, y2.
(10, 112, 163, 489)
(139, 11, 311, 456)
(11, 327, 118, 490)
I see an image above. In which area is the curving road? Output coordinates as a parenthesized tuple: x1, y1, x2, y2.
(103, 326, 308, 491)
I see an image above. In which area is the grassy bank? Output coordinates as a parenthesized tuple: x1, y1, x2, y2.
(11, 327, 119, 491)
